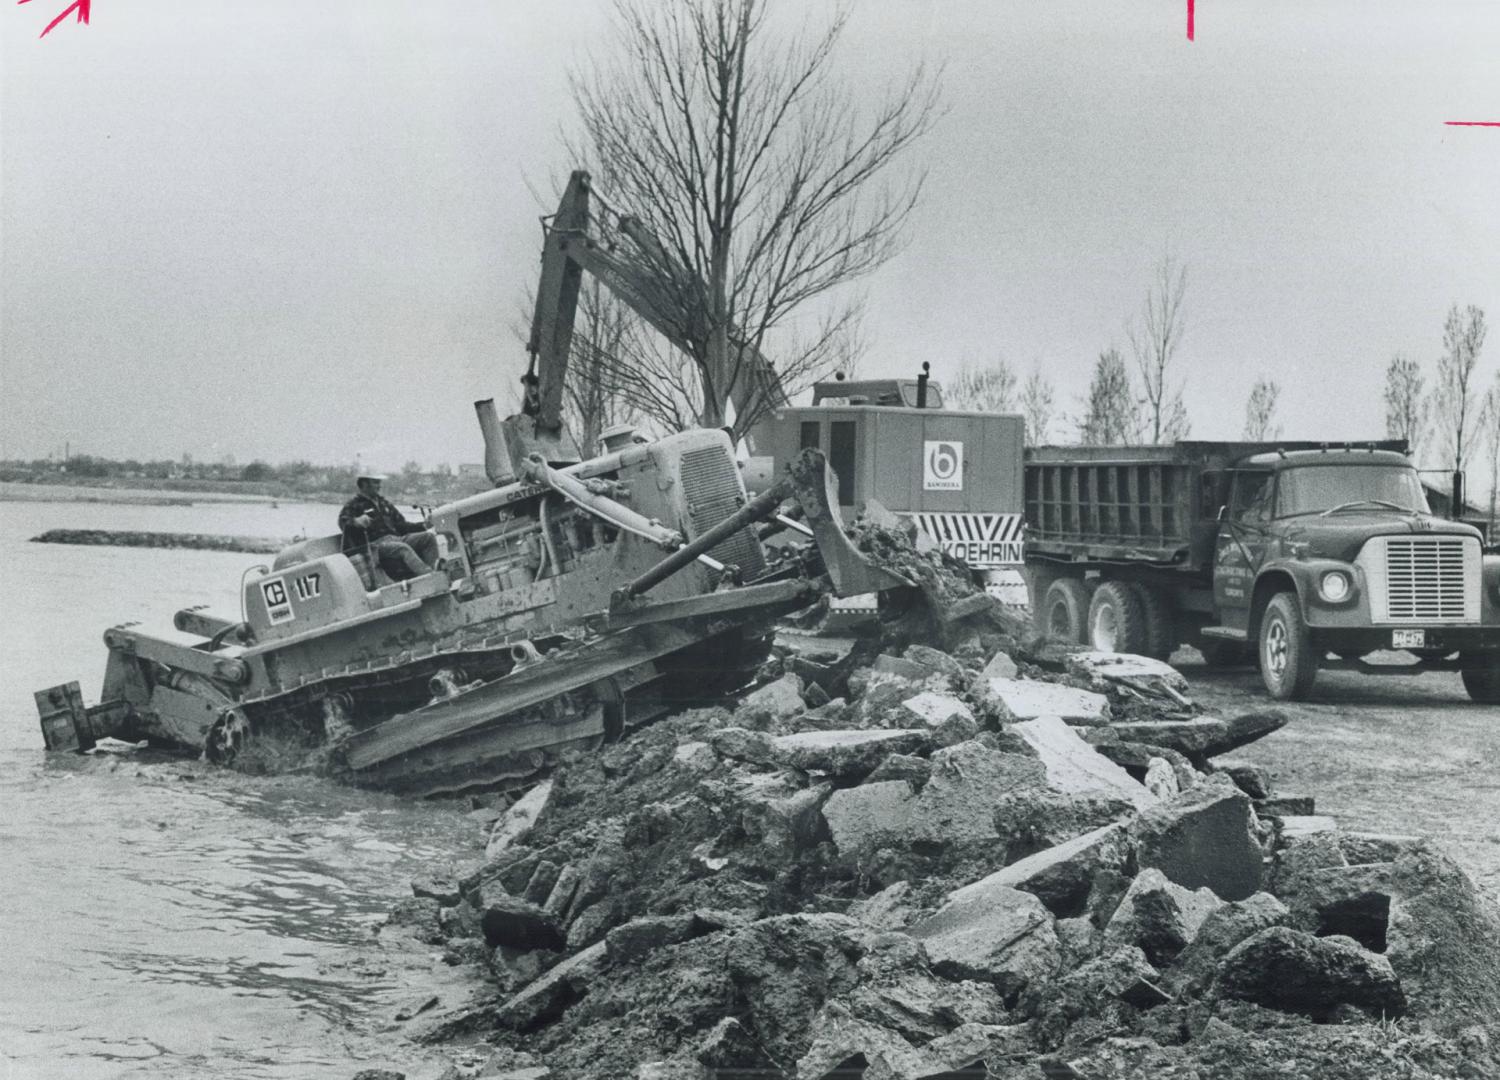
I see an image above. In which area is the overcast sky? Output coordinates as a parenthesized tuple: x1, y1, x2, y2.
(3, 0, 1497, 476)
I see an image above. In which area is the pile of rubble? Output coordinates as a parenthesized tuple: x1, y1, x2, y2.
(383, 533, 1500, 1080)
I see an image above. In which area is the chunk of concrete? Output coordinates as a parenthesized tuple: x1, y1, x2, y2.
(899, 692, 979, 746)
(985, 678, 1109, 724)
(1109, 711, 1288, 761)
(981, 651, 1019, 680)
(1010, 715, 1158, 812)
(848, 881, 916, 931)
(1212, 758, 1272, 799)
(726, 770, 831, 853)
(1026, 946, 1166, 1048)
(771, 728, 929, 777)
(1144, 757, 1179, 800)
(477, 888, 566, 952)
(486, 779, 554, 860)
(902, 644, 965, 680)
(706, 726, 778, 765)
(736, 673, 805, 720)
(1100, 867, 1223, 967)
(497, 940, 609, 1031)
(1130, 773, 1262, 901)
(954, 822, 1129, 920)
(822, 780, 918, 855)
(1065, 651, 1189, 691)
(1168, 891, 1290, 997)
(672, 741, 718, 773)
(1279, 815, 1339, 841)
(907, 883, 1060, 996)
(1255, 794, 1315, 817)
(1214, 926, 1406, 1019)
(604, 914, 698, 964)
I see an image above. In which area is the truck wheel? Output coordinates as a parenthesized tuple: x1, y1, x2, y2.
(1088, 581, 1149, 654)
(1460, 657, 1500, 704)
(1259, 592, 1318, 700)
(1038, 578, 1090, 644)
(1131, 583, 1177, 660)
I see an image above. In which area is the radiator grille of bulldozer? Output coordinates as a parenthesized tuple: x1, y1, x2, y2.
(681, 446, 766, 580)
(1362, 535, 1479, 623)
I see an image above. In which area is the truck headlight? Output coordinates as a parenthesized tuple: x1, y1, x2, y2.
(1320, 571, 1351, 602)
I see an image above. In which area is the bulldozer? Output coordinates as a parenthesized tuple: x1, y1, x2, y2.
(34, 179, 912, 798)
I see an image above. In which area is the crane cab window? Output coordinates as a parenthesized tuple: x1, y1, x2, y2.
(800, 422, 821, 451)
(829, 421, 856, 506)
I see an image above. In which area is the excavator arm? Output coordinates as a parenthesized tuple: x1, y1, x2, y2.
(493, 170, 789, 483)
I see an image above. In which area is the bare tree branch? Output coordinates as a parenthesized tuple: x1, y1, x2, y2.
(1021, 365, 1056, 446)
(564, 0, 942, 437)
(1078, 347, 1141, 445)
(1127, 254, 1191, 444)
(1429, 303, 1488, 474)
(1383, 353, 1428, 463)
(1242, 377, 1282, 441)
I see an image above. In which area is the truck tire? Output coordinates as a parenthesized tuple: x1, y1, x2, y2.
(1038, 578, 1091, 644)
(1259, 592, 1318, 700)
(1460, 657, 1500, 704)
(1131, 583, 1177, 660)
(1088, 581, 1150, 654)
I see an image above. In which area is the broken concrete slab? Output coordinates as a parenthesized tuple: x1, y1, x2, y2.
(1130, 773, 1262, 901)
(1106, 711, 1288, 761)
(770, 728, 929, 777)
(871, 654, 935, 683)
(847, 882, 916, 931)
(1065, 651, 1189, 692)
(705, 726, 778, 766)
(604, 914, 698, 964)
(1010, 715, 1158, 812)
(898, 692, 979, 747)
(901, 644, 965, 680)
(1101, 867, 1223, 967)
(907, 882, 1060, 996)
(1026, 946, 1166, 1049)
(1082, 735, 1200, 791)
(1279, 815, 1339, 841)
(1214, 926, 1406, 1019)
(486, 779, 554, 860)
(1337, 832, 1422, 865)
(865, 753, 931, 789)
(1212, 758, 1272, 799)
(985, 678, 1109, 724)
(822, 780, 918, 855)
(497, 940, 609, 1031)
(736, 673, 806, 720)
(1255, 794, 1314, 817)
(1144, 757, 1178, 800)
(477, 887, 566, 952)
(955, 822, 1129, 919)
(672, 741, 718, 773)
(1168, 891, 1290, 997)
(981, 651, 1019, 680)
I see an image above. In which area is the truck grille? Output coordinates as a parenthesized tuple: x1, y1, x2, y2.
(681, 446, 766, 580)
(1359, 535, 1480, 623)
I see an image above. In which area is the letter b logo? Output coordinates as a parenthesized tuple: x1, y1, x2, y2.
(923, 440, 963, 490)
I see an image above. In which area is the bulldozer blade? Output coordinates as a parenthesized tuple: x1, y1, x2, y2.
(786, 450, 913, 598)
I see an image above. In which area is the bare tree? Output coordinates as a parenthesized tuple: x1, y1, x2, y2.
(1078, 347, 1140, 445)
(1429, 303, 1488, 474)
(1383, 353, 1428, 462)
(1242, 377, 1282, 441)
(1020, 365, 1056, 446)
(946, 358, 1018, 414)
(1126, 254, 1191, 443)
(568, 0, 940, 438)
(1482, 374, 1500, 532)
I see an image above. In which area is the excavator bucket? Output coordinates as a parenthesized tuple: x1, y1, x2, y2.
(785, 450, 913, 597)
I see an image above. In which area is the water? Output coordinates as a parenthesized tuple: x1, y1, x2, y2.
(0, 497, 481, 1080)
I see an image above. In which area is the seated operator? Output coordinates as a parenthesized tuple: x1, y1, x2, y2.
(338, 473, 440, 581)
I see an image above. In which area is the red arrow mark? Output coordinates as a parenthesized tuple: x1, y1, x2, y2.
(1445, 121, 1500, 127)
(17, 0, 91, 38)
(1187, 0, 1194, 41)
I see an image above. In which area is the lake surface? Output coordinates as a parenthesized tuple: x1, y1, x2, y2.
(0, 497, 479, 1080)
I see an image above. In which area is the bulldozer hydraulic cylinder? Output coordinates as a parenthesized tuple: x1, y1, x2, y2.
(618, 477, 792, 601)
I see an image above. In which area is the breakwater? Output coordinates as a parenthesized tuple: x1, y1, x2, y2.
(32, 528, 298, 554)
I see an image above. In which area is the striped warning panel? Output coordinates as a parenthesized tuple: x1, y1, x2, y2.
(904, 512, 1025, 568)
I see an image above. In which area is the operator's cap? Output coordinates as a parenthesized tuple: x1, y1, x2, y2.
(357, 472, 388, 482)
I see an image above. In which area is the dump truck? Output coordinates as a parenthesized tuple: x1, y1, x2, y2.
(1023, 440, 1500, 702)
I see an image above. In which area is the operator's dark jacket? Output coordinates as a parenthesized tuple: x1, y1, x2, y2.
(338, 491, 425, 552)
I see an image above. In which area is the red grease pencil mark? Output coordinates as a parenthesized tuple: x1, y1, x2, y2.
(1445, 121, 1500, 127)
(1187, 0, 1194, 41)
(17, 0, 90, 38)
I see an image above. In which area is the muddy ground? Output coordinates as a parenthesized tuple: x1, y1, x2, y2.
(1180, 650, 1500, 894)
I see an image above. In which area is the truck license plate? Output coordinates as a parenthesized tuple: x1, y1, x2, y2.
(1392, 629, 1426, 649)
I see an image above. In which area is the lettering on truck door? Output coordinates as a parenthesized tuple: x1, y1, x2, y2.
(1213, 469, 1274, 629)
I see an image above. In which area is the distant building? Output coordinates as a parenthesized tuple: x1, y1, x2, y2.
(1423, 480, 1491, 540)
(458, 463, 487, 479)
